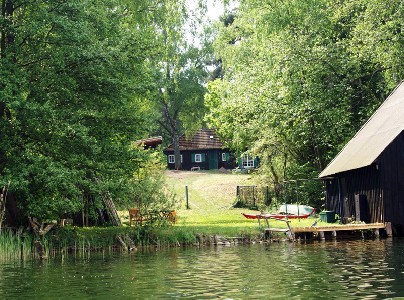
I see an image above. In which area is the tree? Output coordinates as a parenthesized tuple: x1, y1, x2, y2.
(149, 0, 210, 170)
(0, 0, 167, 222)
(206, 0, 404, 206)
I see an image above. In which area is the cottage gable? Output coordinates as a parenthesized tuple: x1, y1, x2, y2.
(164, 129, 224, 151)
(320, 81, 404, 177)
(163, 129, 236, 170)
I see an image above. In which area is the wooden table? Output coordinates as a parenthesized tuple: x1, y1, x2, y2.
(144, 210, 176, 225)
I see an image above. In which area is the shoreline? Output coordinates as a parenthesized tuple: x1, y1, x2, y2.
(0, 223, 387, 260)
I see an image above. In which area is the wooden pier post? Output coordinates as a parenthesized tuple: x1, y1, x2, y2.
(319, 231, 325, 240)
(385, 222, 392, 236)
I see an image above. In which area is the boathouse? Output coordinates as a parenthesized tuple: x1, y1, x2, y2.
(163, 129, 236, 170)
(319, 81, 404, 235)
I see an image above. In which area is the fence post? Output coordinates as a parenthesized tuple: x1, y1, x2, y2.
(253, 185, 255, 208)
(185, 186, 189, 209)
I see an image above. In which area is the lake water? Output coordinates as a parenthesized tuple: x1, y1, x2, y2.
(1, 238, 404, 299)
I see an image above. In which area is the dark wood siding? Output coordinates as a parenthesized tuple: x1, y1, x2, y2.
(325, 131, 404, 229)
(325, 165, 383, 223)
(379, 131, 404, 226)
(164, 149, 236, 170)
(218, 151, 236, 169)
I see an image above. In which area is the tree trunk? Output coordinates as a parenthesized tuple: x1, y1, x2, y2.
(309, 117, 324, 172)
(0, 183, 9, 229)
(28, 216, 54, 259)
(173, 133, 181, 170)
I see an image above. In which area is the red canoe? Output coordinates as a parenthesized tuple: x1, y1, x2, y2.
(242, 212, 312, 220)
(242, 205, 316, 220)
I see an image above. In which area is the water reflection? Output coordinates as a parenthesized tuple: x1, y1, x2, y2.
(0, 239, 404, 299)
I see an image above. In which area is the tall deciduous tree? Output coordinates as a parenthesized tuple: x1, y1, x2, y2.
(149, 0, 210, 170)
(206, 0, 404, 206)
(0, 0, 166, 222)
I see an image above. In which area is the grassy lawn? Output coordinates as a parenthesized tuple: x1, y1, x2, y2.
(164, 170, 259, 235)
(164, 170, 324, 235)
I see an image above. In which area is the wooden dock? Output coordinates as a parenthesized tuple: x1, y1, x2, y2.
(293, 223, 386, 233)
(264, 222, 387, 241)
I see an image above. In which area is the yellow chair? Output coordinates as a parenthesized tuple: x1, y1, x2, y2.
(129, 208, 143, 226)
(167, 210, 177, 224)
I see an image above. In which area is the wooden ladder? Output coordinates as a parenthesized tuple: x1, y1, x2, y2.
(102, 192, 121, 226)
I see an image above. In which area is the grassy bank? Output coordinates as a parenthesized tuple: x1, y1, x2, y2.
(0, 170, 328, 258)
(164, 169, 259, 234)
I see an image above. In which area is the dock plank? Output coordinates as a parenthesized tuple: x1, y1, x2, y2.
(292, 223, 385, 233)
(264, 228, 290, 233)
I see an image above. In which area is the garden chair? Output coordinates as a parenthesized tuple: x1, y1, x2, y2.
(129, 208, 144, 226)
(167, 210, 177, 224)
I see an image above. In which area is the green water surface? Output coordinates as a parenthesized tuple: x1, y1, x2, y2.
(1, 238, 404, 299)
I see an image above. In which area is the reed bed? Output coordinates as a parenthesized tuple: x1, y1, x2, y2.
(0, 229, 33, 260)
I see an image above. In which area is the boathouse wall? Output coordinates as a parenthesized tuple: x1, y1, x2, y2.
(325, 131, 404, 232)
(325, 165, 383, 224)
(379, 131, 404, 229)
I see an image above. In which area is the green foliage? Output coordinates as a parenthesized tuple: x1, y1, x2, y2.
(141, 0, 214, 169)
(122, 150, 177, 211)
(0, 0, 174, 222)
(206, 0, 404, 207)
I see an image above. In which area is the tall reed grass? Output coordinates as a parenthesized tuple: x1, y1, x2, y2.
(0, 222, 262, 260)
(0, 229, 33, 260)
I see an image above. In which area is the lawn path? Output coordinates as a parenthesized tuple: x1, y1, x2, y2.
(165, 170, 262, 227)
(165, 170, 252, 211)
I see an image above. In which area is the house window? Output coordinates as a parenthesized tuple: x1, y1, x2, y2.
(168, 155, 182, 164)
(242, 154, 254, 168)
(195, 154, 202, 163)
(222, 152, 227, 161)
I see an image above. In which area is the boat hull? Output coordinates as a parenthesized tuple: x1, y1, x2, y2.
(242, 213, 311, 220)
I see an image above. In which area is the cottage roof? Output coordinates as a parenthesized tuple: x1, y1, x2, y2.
(319, 81, 404, 178)
(164, 129, 225, 151)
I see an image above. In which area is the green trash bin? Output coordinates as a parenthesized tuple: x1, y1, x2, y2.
(319, 211, 336, 223)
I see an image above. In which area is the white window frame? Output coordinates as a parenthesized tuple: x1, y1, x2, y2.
(169, 155, 183, 164)
(242, 154, 254, 168)
(195, 153, 202, 163)
(222, 152, 227, 162)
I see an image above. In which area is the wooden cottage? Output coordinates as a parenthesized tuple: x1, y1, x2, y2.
(163, 129, 236, 170)
(319, 81, 404, 234)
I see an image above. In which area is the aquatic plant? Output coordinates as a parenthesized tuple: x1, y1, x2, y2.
(0, 229, 33, 260)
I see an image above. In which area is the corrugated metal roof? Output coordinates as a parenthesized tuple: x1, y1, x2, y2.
(319, 81, 404, 178)
(164, 129, 225, 151)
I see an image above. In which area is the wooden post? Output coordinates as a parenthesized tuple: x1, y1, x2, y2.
(252, 185, 255, 208)
(385, 222, 393, 236)
(236, 186, 240, 206)
(319, 231, 325, 240)
(185, 186, 189, 209)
